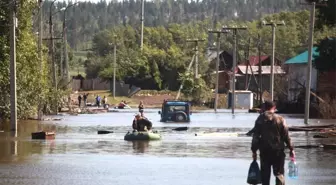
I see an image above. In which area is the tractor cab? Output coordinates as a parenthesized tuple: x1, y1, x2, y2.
(158, 101, 191, 122)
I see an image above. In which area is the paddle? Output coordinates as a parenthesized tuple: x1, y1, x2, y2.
(97, 126, 189, 134)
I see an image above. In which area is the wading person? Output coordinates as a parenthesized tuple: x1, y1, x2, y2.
(251, 101, 295, 185)
(132, 113, 152, 132)
(138, 101, 144, 112)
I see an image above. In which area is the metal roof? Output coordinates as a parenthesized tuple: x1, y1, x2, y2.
(237, 65, 285, 75)
(165, 101, 189, 106)
(284, 47, 319, 64)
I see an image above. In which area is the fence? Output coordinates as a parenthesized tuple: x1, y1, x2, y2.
(71, 78, 141, 97)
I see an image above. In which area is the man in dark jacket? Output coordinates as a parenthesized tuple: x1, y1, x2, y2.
(251, 101, 295, 185)
(132, 114, 152, 131)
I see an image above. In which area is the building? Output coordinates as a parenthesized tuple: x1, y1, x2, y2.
(235, 65, 286, 93)
(284, 47, 319, 102)
(207, 49, 284, 94)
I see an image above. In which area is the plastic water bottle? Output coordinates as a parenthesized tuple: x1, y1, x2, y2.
(288, 157, 298, 179)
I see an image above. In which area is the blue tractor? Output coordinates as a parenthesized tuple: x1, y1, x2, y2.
(158, 100, 191, 122)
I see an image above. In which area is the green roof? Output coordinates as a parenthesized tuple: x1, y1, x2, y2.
(285, 47, 319, 64)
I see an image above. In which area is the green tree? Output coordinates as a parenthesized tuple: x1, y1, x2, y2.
(313, 38, 336, 72)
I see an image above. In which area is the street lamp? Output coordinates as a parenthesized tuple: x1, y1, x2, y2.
(62, 2, 79, 88)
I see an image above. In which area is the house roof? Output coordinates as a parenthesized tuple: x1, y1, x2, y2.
(237, 65, 285, 75)
(248, 56, 269, 65)
(285, 47, 319, 64)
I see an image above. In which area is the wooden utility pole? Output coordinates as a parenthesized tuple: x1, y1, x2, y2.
(222, 26, 248, 115)
(140, 0, 144, 51)
(299, 1, 327, 124)
(258, 34, 263, 105)
(186, 39, 205, 78)
(208, 29, 229, 112)
(305, 3, 315, 124)
(10, 0, 17, 131)
(38, 0, 43, 120)
(261, 20, 285, 101)
(113, 35, 117, 99)
(244, 38, 251, 89)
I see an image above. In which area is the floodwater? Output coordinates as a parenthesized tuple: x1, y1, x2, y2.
(0, 109, 335, 185)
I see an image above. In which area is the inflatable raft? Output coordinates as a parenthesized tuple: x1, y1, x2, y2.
(124, 131, 161, 141)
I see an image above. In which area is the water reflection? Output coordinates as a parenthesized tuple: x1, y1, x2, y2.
(131, 141, 149, 153)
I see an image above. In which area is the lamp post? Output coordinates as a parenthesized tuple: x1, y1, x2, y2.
(63, 2, 79, 88)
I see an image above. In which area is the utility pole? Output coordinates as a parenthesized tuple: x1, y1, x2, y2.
(208, 29, 229, 112)
(305, 2, 316, 124)
(38, 0, 43, 120)
(63, 20, 68, 87)
(186, 39, 205, 78)
(10, 0, 17, 131)
(49, 1, 57, 91)
(258, 34, 263, 105)
(140, 0, 144, 51)
(261, 20, 285, 101)
(222, 26, 248, 114)
(49, 0, 58, 114)
(113, 35, 117, 99)
(244, 38, 251, 90)
(299, 1, 326, 124)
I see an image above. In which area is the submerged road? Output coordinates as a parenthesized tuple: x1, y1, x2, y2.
(0, 109, 335, 185)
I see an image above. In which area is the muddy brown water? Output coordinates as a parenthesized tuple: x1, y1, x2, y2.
(0, 109, 335, 185)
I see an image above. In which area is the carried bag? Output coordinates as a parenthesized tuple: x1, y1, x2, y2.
(247, 160, 262, 184)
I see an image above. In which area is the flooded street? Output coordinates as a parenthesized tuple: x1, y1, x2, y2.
(0, 109, 335, 185)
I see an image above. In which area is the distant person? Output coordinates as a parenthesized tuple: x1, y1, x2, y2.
(83, 93, 88, 107)
(78, 95, 82, 107)
(103, 96, 108, 109)
(138, 101, 144, 112)
(118, 100, 126, 109)
(251, 101, 295, 185)
(132, 113, 152, 132)
(96, 95, 101, 108)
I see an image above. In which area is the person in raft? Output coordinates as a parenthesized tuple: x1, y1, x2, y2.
(132, 113, 152, 132)
(139, 109, 147, 120)
(118, 100, 126, 109)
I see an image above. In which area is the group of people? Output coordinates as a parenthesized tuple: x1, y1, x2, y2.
(250, 100, 295, 185)
(96, 95, 108, 108)
(77, 93, 108, 108)
(77, 93, 88, 107)
(117, 100, 129, 109)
